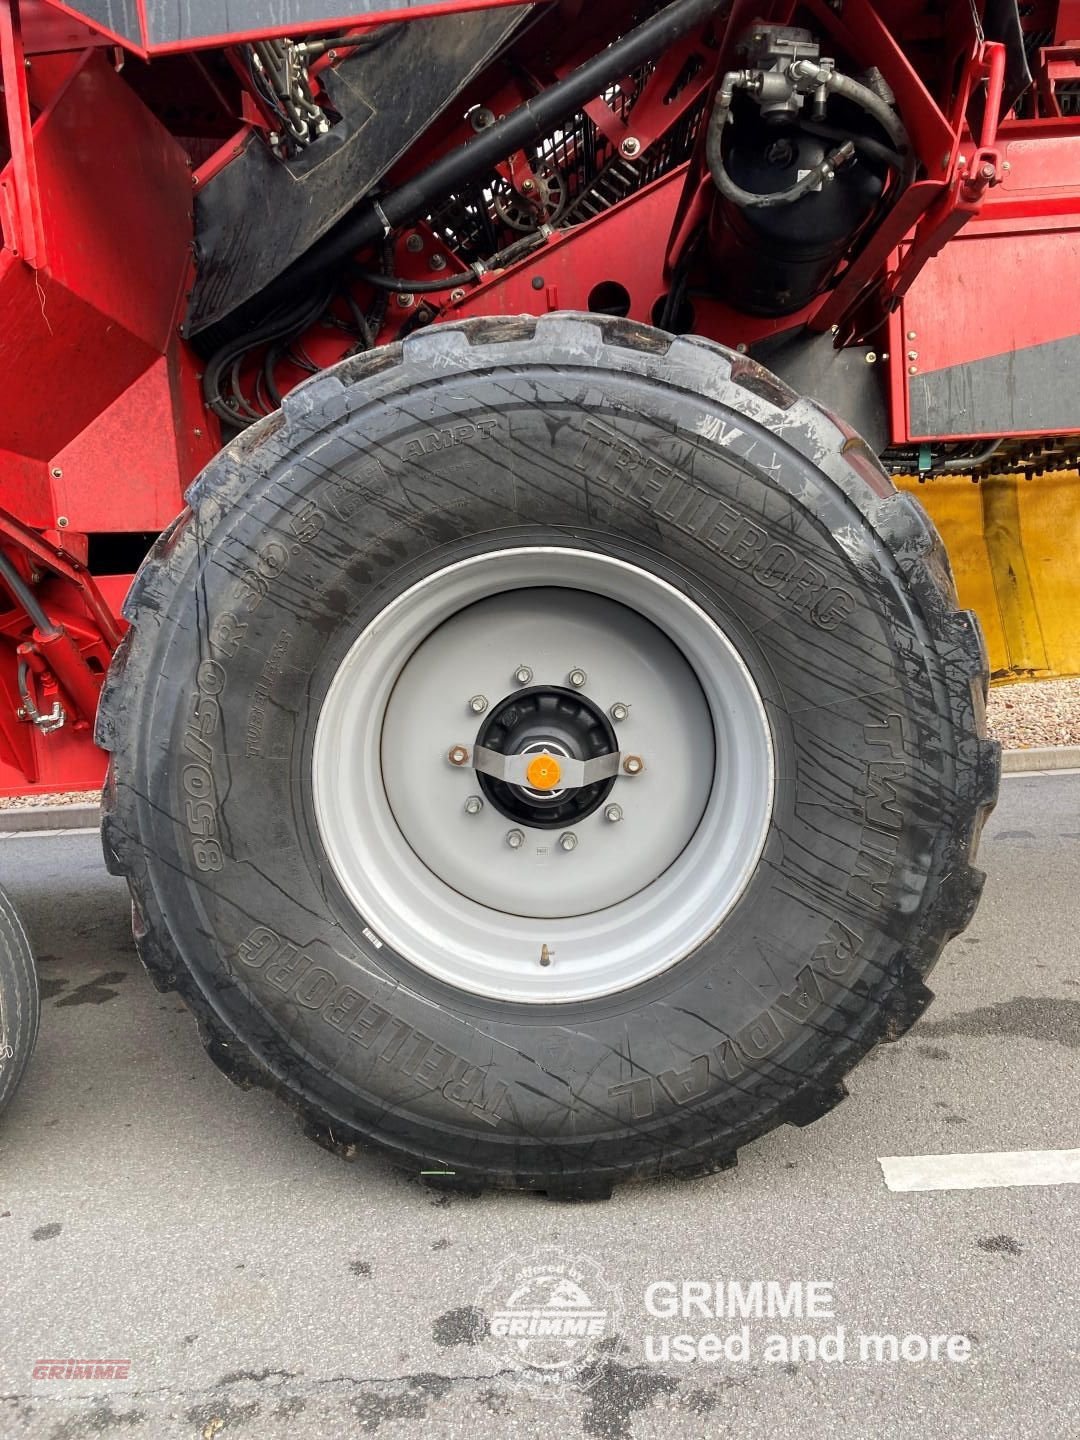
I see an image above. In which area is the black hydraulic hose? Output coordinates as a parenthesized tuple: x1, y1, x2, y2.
(930, 440, 1003, 475)
(797, 119, 904, 174)
(0, 550, 58, 636)
(706, 75, 855, 209)
(790, 62, 910, 157)
(356, 267, 478, 293)
(277, 0, 727, 295)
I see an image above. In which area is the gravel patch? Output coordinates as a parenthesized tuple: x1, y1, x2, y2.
(0, 789, 100, 810)
(986, 677, 1080, 750)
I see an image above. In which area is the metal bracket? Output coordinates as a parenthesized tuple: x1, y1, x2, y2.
(452, 746, 641, 789)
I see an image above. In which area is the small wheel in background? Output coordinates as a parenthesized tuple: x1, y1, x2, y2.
(0, 885, 40, 1117)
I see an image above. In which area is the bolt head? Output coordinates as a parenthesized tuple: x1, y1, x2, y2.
(56, 516, 69, 528)
(506, 829, 525, 849)
(623, 755, 644, 775)
(908, 365, 918, 375)
(448, 745, 469, 766)
(864, 351, 877, 364)
(469, 695, 488, 714)
(907, 331, 917, 341)
(514, 666, 533, 686)
(620, 137, 641, 157)
(609, 702, 629, 723)
(568, 669, 587, 688)
(450, 288, 466, 303)
(907, 350, 918, 361)
(558, 832, 578, 851)
(604, 804, 623, 823)
(396, 292, 415, 309)
(464, 796, 483, 815)
(521, 178, 536, 192)
(405, 233, 424, 253)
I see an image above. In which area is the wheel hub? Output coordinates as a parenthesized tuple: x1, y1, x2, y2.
(475, 685, 618, 828)
(312, 548, 774, 1002)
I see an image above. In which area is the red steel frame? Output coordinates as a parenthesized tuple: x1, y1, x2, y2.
(3, 0, 1080, 794)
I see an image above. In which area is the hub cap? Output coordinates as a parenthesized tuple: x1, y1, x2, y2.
(312, 548, 774, 1003)
(475, 685, 618, 828)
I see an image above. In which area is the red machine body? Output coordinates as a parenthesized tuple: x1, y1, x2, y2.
(2, 0, 1079, 794)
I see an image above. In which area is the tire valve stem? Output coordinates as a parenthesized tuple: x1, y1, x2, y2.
(539, 944, 552, 968)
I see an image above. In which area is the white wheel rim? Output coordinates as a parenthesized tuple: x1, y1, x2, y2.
(312, 548, 774, 1003)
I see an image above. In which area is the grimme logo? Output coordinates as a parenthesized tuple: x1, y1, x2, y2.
(32, 1359, 131, 1381)
(478, 1247, 622, 1389)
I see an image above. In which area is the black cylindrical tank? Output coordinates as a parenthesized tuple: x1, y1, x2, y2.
(709, 123, 884, 316)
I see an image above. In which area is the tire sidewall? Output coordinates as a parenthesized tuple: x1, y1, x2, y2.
(118, 338, 963, 1178)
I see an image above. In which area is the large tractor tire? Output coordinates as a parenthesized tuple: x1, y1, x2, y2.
(98, 315, 998, 1195)
(0, 885, 39, 1117)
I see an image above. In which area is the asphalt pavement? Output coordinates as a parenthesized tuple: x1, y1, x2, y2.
(1, 773, 1077, 1439)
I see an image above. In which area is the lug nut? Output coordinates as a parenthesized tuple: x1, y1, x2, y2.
(514, 665, 533, 685)
(623, 755, 644, 775)
(448, 745, 470, 766)
(464, 796, 483, 815)
(568, 668, 587, 688)
(558, 832, 578, 852)
(506, 829, 525, 849)
(609, 702, 629, 723)
(605, 804, 623, 823)
(469, 694, 488, 714)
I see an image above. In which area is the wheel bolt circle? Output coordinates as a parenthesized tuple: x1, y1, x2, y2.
(558, 832, 578, 851)
(464, 796, 483, 815)
(506, 829, 525, 849)
(568, 668, 587, 688)
(605, 804, 623, 823)
(469, 694, 488, 714)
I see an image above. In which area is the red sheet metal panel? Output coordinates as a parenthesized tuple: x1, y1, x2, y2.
(0, 49, 205, 530)
(889, 129, 1080, 442)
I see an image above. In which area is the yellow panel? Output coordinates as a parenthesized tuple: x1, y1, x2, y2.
(895, 471, 1080, 683)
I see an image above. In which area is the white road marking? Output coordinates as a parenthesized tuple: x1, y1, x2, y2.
(880, 1149, 1080, 1192)
(0, 826, 99, 840)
